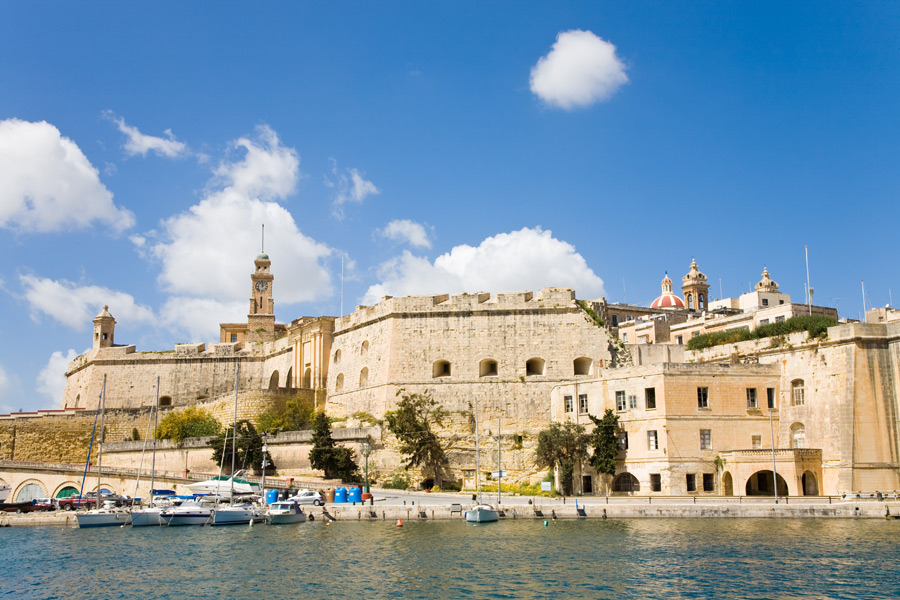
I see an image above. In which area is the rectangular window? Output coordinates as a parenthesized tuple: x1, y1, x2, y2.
(697, 387, 709, 409)
(752, 435, 762, 449)
(616, 391, 626, 412)
(692, 332, 700, 338)
(700, 429, 712, 450)
(686, 474, 696, 492)
(767, 387, 776, 409)
(578, 394, 588, 414)
(703, 473, 715, 492)
(775, 315, 785, 323)
(645, 387, 656, 410)
(622, 333, 628, 343)
(628, 394, 638, 409)
(762, 298, 769, 306)
(676, 335, 683, 345)
(612, 315, 619, 326)
(760, 319, 769, 326)
(648, 430, 658, 450)
(746, 388, 758, 409)
(564, 395, 574, 413)
(617, 431, 628, 451)
(230, 333, 238, 343)
(650, 473, 661, 492)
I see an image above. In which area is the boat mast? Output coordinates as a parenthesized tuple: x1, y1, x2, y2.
(149, 376, 160, 505)
(97, 374, 107, 506)
(473, 399, 480, 504)
(230, 363, 240, 500)
(130, 376, 158, 508)
(497, 417, 501, 507)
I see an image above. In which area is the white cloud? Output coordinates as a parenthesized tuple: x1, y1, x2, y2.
(36, 349, 77, 407)
(159, 297, 246, 342)
(0, 119, 135, 233)
(0, 364, 12, 413)
(362, 227, 605, 304)
(20, 274, 156, 330)
(379, 219, 432, 249)
(104, 111, 189, 159)
(530, 30, 628, 110)
(148, 125, 332, 335)
(327, 160, 379, 218)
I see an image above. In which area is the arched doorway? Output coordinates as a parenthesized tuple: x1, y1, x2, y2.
(612, 472, 640, 493)
(285, 367, 293, 389)
(301, 368, 312, 389)
(745, 470, 789, 496)
(15, 481, 47, 502)
(722, 471, 734, 496)
(55, 485, 79, 499)
(801, 471, 819, 496)
(268, 371, 280, 390)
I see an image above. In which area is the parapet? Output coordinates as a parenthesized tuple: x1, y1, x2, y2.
(175, 343, 206, 355)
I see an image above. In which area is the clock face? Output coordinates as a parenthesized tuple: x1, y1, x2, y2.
(255, 280, 269, 292)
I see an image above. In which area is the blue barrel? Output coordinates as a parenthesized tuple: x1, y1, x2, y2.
(334, 487, 348, 503)
(265, 489, 279, 505)
(348, 486, 362, 503)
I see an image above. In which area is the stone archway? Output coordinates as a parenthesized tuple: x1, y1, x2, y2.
(801, 471, 819, 496)
(14, 479, 47, 502)
(285, 367, 293, 389)
(612, 472, 640, 493)
(54, 484, 80, 499)
(268, 370, 280, 390)
(745, 470, 788, 496)
(301, 368, 312, 389)
(722, 471, 734, 496)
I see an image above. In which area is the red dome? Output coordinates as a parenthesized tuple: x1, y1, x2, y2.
(651, 293, 685, 309)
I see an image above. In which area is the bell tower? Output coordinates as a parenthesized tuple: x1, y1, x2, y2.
(682, 259, 710, 312)
(246, 225, 276, 342)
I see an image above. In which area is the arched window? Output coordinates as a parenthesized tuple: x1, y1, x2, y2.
(268, 371, 280, 390)
(285, 367, 293, 389)
(687, 294, 694, 310)
(479, 359, 498, 377)
(334, 349, 341, 364)
(361, 340, 369, 355)
(573, 357, 592, 376)
(791, 379, 805, 406)
(699, 294, 705, 309)
(359, 367, 369, 388)
(335, 373, 344, 392)
(790, 423, 806, 448)
(612, 473, 640, 492)
(158, 396, 172, 407)
(432, 360, 451, 378)
(525, 357, 545, 376)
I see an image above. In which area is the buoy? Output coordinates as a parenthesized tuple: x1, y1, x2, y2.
(326, 521, 331, 526)
(396, 518, 403, 527)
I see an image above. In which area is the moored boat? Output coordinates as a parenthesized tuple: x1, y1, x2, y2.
(266, 500, 306, 525)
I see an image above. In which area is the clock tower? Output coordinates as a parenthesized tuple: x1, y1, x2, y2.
(246, 252, 276, 341)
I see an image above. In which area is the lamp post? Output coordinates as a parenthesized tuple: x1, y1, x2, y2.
(260, 431, 269, 504)
(360, 435, 372, 494)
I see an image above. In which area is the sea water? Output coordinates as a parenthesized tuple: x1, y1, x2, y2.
(2, 518, 898, 599)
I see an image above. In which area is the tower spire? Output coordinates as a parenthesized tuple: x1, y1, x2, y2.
(261, 223, 265, 254)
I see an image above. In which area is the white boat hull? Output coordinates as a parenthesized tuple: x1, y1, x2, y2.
(161, 504, 213, 526)
(211, 505, 264, 526)
(76, 510, 132, 528)
(465, 505, 499, 523)
(130, 508, 164, 527)
(266, 502, 306, 524)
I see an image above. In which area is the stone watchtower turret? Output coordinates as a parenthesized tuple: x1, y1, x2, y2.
(682, 259, 710, 312)
(246, 252, 276, 342)
(92, 305, 116, 350)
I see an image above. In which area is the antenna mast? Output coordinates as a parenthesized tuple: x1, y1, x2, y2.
(261, 224, 265, 254)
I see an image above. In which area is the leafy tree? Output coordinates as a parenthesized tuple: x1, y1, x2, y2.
(588, 409, 620, 494)
(534, 421, 589, 495)
(210, 419, 273, 475)
(156, 405, 221, 443)
(384, 390, 447, 486)
(256, 397, 315, 433)
(308, 412, 360, 482)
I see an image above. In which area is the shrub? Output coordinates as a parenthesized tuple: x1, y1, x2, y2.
(156, 406, 221, 443)
(381, 468, 412, 490)
(687, 315, 837, 351)
(256, 398, 315, 433)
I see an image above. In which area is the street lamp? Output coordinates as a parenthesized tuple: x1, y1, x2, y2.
(359, 435, 372, 494)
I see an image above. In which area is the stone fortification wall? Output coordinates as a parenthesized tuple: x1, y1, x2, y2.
(687, 321, 900, 494)
(328, 288, 614, 434)
(62, 341, 292, 411)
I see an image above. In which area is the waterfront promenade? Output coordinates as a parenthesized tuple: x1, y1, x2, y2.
(3, 488, 898, 526)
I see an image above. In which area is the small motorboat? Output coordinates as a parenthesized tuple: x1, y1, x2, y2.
(266, 500, 306, 525)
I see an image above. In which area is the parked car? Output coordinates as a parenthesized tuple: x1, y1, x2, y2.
(31, 498, 59, 511)
(0, 501, 40, 514)
(289, 489, 325, 506)
(58, 495, 97, 511)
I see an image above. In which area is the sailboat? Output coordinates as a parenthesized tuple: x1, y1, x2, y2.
(210, 363, 264, 526)
(465, 401, 499, 523)
(76, 375, 132, 528)
(131, 377, 164, 527)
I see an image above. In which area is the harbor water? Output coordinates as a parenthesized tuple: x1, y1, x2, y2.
(3, 518, 898, 599)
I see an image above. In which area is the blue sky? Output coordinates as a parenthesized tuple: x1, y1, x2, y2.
(1, 2, 898, 412)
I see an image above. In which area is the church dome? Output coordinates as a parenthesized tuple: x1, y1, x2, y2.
(651, 273, 685, 309)
(256, 253, 270, 260)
